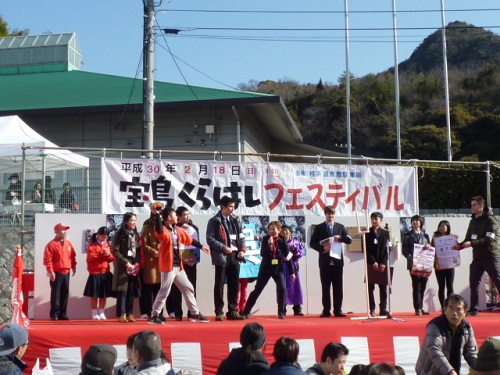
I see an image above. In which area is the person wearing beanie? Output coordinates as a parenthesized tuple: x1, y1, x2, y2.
(415, 294, 477, 375)
(216, 322, 269, 375)
(80, 344, 117, 375)
(43, 222, 77, 320)
(0, 324, 29, 375)
(469, 337, 500, 375)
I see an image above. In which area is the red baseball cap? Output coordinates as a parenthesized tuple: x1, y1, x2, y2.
(54, 223, 70, 232)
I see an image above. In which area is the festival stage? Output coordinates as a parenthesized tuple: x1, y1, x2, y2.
(24, 310, 500, 375)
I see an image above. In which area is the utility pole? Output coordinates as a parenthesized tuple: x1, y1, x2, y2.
(143, 0, 155, 158)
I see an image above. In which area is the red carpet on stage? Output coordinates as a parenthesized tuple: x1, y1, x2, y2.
(23, 311, 500, 375)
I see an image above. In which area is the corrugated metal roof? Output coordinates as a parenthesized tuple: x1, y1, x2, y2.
(0, 33, 81, 71)
(0, 70, 270, 112)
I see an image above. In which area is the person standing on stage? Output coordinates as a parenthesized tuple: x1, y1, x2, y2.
(402, 214, 431, 316)
(243, 221, 295, 319)
(310, 205, 352, 318)
(168, 206, 202, 321)
(415, 294, 477, 375)
(43, 222, 77, 320)
(83, 226, 114, 320)
(140, 202, 164, 320)
(431, 220, 456, 310)
(112, 212, 141, 323)
(149, 207, 210, 324)
(364, 212, 391, 317)
(456, 195, 500, 317)
(207, 196, 246, 321)
(280, 224, 305, 316)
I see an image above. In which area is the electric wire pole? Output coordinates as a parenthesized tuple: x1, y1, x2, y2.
(143, 0, 155, 158)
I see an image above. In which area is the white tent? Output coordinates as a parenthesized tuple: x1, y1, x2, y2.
(0, 115, 89, 173)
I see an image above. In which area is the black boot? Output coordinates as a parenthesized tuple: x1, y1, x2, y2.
(293, 305, 304, 316)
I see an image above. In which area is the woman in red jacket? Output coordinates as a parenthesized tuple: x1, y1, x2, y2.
(83, 226, 115, 320)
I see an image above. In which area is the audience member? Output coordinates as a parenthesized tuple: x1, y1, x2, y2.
(0, 324, 29, 375)
(281, 224, 305, 316)
(43, 222, 77, 320)
(149, 207, 210, 324)
(44, 175, 56, 204)
(468, 337, 500, 375)
(431, 220, 457, 309)
(114, 333, 138, 375)
(393, 365, 405, 375)
(83, 226, 114, 320)
(402, 215, 431, 316)
(207, 196, 246, 321)
(305, 342, 349, 375)
(415, 294, 477, 375)
(349, 364, 366, 375)
(31, 182, 42, 203)
(80, 344, 117, 375)
(217, 322, 269, 375)
(59, 182, 79, 211)
(310, 205, 352, 318)
(112, 212, 141, 323)
(4, 173, 21, 204)
(363, 363, 398, 375)
(132, 330, 174, 374)
(243, 221, 295, 319)
(261, 337, 306, 375)
(140, 202, 164, 320)
(457, 196, 500, 317)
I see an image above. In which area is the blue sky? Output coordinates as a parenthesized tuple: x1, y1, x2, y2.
(2, 1, 500, 90)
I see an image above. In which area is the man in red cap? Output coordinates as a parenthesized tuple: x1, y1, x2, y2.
(43, 222, 77, 320)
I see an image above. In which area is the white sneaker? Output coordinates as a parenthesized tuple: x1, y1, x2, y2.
(140, 314, 149, 319)
(91, 309, 100, 320)
(98, 309, 107, 320)
(168, 312, 176, 318)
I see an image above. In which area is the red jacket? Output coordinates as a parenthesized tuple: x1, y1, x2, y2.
(86, 241, 115, 274)
(43, 238, 77, 274)
(155, 225, 194, 272)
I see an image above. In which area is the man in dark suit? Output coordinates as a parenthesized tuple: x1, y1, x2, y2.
(206, 196, 246, 321)
(310, 205, 352, 318)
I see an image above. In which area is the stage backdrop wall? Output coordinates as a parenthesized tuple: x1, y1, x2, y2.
(33, 214, 480, 319)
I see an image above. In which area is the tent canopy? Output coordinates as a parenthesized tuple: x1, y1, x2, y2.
(0, 115, 89, 173)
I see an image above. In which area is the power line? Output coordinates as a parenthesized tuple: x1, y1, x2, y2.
(160, 25, 500, 32)
(158, 8, 500, 15)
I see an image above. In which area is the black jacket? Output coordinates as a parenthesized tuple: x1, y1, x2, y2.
(462, 206, 500, 260)
(0, 354, 27, 375)
(217, 347, 269, 375)
(259, 235, 294, 276)
(309, 221, 352, 267)
(402, 230, 430, 271)
(364, 227, 391, 266)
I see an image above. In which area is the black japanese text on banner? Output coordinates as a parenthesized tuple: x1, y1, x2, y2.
(101, 158, 417, 217)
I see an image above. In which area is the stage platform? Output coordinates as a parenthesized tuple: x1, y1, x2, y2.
(23, 310, 500, 375)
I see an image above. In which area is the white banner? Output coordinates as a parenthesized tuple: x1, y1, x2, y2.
(101, 158, 417, 216)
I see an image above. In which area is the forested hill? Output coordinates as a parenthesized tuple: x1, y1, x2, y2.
(239, 21, 500, 161)
(400, 21, 500, 73)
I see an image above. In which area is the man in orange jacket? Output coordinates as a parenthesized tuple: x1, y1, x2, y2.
(43, 222, 77, 320)
(149, 207, 210, 324)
